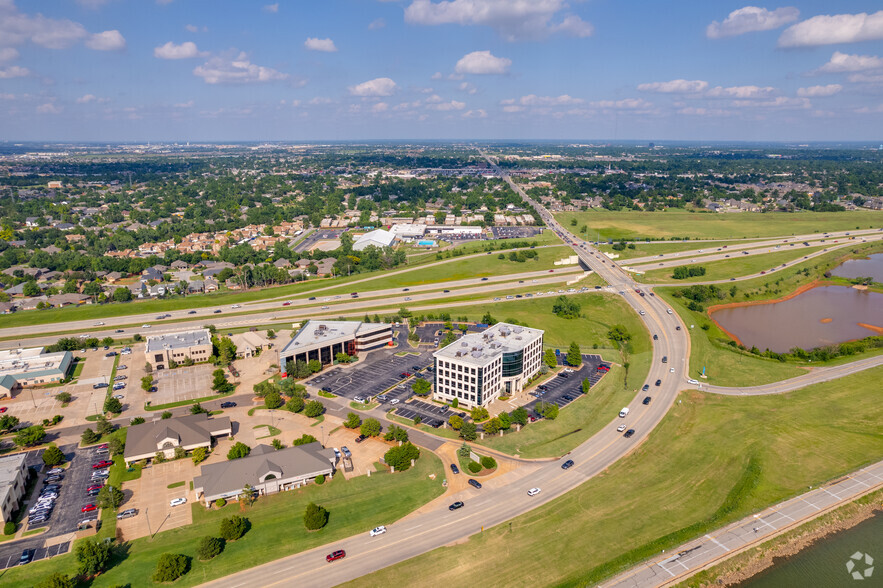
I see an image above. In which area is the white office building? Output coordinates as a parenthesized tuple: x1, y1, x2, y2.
(433, 323, 544, 409)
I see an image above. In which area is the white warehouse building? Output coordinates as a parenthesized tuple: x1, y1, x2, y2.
(432, 323, 544, 409)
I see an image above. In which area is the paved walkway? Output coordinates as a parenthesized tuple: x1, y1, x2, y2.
(603, 459, 883, 588)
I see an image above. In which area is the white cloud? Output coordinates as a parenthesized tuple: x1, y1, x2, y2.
(797, 84, 841, 97)
(369, 18, 385, 30)
(706, 85, 776, 99)
(707, 6, 799, 39)
(85, 29, 126, 51)
(637, 79, 709, 93)
(174, 100, 194, 108)
(815, 51, 883, 73)
(848, 72, 883, 84)
(678, 107, 733, 117)
(0, 48, 19, 63)
(502, 104, 524, 113)
(779, 10, 883, 47)
(0, 1, 88, 49)
(455, 50, 511, 75)
(308, 96, 332, 105)
(304, 37, 337, 52)
(263, 3, 279, 13)
(431, 71, 443, 80)
(463, 108, 487, 118)
(855, 104, 883, 114)
(193, 51, 288, 84)
(731, 96, 810, 109)
(404, 0, 594, 42)
(185, 24, 207, 33)
(427, 99, 465, 111)
(591, 98, 653, 110)
(0, 65, 30, 78)
(76, 94, 96, 103)
(371, 102, 389, 113)
(154, 41, 206, 60)
(517, 94, 583, 106)
(349, 77, 397, 96)
(36, 102, 61, 114)
(458, 81, 477, 94)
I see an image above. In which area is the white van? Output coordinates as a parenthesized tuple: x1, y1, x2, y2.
(619, 407, 630, 418)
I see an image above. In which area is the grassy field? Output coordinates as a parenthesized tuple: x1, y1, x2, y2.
(346, 366, 883, 588)
(0, 452, 445, 588)
(635, 245, 828, 283)
(597, 239, 755, 260)
(479, 364, 636, 458)
(554, 209, 883, 241)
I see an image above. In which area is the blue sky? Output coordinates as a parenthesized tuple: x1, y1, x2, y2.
(1, 0, 882, 142)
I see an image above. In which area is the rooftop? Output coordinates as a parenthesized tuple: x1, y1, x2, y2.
(434, 322, 543, 367)
(146, 328, 212, 353)
(0, 453, 26, 485)
(0, 347, 72, 380)
(280, 320, 391, 355)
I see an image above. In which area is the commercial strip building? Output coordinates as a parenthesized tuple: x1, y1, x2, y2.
(433, 322, 544, 409)
(0, 454, 28, 523)
(193, 442, 336, 506)
(0, 347, 73, 398)
(124, 414, 232, 466)
(353, 228, 396, 251)
(279, 320, 393, 375)
(145, 328, 213, 371)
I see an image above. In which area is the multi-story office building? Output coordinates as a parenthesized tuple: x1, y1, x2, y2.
(145, 329, 213, 370)
(433, 323, 544, 409)
(279, 320, 392, 375)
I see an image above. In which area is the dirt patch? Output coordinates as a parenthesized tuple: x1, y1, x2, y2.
(858, 322, 883, 335)
(819, 317, 833, 324)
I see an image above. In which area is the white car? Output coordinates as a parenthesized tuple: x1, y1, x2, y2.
(231, 304, 241, 309)
(94, 322, 105, 326)
(527, 487, 541, 497)
(389, 398, 400, 405)
(169, 497, 187, 507)
(639, 310, 646, 316)
(141, 324, 151, 329)
(670, 368, 675, 373)
(616, 424, 627, 432)
(321, 306, 329, 310)
(687, 379, 700, 385)
(369, 526, 387, 537)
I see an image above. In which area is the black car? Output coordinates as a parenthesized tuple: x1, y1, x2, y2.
(562, 395, 573, 401)
(308, 296, 316, 300)
(115, 329, 124, 333)
(448, 501, 465, 511)
(655, 379, 662, 386)
(188, 310, 197, 314)
(558, 372, 569, 378)
(19, 550, 31, 565)
(321, 386, 332, 393)
(537, 385, 548, 391)
(480, 277, 489, 281)
(220, 402, 236, 408)
(624, 429, 636, 438)
(653, 334, 658, 340)
(642, 384, 650, 392)
(468, 479, 482, 489)
(643, 396, 652, 405)
(561, 459, 574, 470)
(148, 386, 157, 393)
(450, 463, 459, 475)
(214, 309, 222, 314)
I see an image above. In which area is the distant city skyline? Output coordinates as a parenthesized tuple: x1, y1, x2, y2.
(1, 1, 882, 142)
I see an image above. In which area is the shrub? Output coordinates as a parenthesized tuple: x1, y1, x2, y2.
(161, 411, 173, 419)
(130, 416, 146, 425)
(219, 515, 249, 541)
(3, 521, 15, 535)
(152, 553, 190, 583)
(315, 474, 325, 485)
(271, 438, 284, 450)
(42, 444, 64, 466)
(196, 536, 223, 561)
(343, 412, 361, 429)
(480, 456, 497, 470)
(467, 460, 482, 473)
(75, 538, 111, 576)
(264, 391, 283, 409)
(214, 498, 226, 508)
(55, 392, 72, 404)
(227, 442, 251, 460)
(303, 502, 329, 530)
(360, 417, 381, 437)
(383, 442, 420, 472)
(35, 573, 75, 588)
(303, 400, 324, 418)
(293, 434, 317, 446)
(191, 447, 208, 465)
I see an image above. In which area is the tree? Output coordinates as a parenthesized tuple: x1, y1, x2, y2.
(227, 442, 251, 460)
(303, 502, 329, 530)
(264, 391, 283, 409)
(100, 337, 114, 347)
(448, 414, 463, 430)
(510, 407, 529, 426)
(42, 444, 64, 466)
(96, 416, 114, 436)
(343, 412, 361, 429)
(141, 375, 154, 392)
(0, 414, 20, 432)
(566, 342, 582, 367)
(538, 401, 559, 420)
(75, 538, 111, 576)
(607, 324, 632, 344)
(190, 402, 209, 415)
(131, 416, 145, 425)
(253, 380, 279, 398)
(543, 348, 558, 369)
(152, 553, 190, 583)
(212, 368, 232, 393)
(81, 428, 100, 445)
(97, 484, 124, 510)
(411, 378, 431, 396)
(307, 359, 323, 374)
(483, 417, 502, 435)
(582, 378, 591, 394)
(303, 400, 324, 418)
(470, 406, 489, 422)
(14, 425, 45, 448)
(103, 397, 122, 414)
(112, 286, 132, 302)
(192, 447, 208, 465)
(293, 434, 317, 446)
(285, 395, 305, 413)
(360, 417, 381, 437)
(35, 573, 75, 588)
(55, 392, 72, 404)
(219, 515, 249, 541)
(161, 411, 173, 420)
(196, 536, 223, 561)
(214, 336, 238, 366)
(460, 420, 477, 441)
(552, 295, 581, 319)
(383, 442, 420, 471)
(383, 425, 409, 443)
(23, 281, 40, 297)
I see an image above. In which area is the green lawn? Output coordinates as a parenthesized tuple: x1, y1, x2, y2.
(554, 209, 883, 241)
(598, 239, 755, 260)
(345, 366, 883, 588)
(635, 245, 827, 283)
(1, 452, 445, 588)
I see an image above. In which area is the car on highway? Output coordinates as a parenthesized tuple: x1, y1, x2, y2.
(624, 429, 636, 438)
(321, 306, 329, 310)
(653, 334, 658, 340)
(369, 526, 387, 537)
(449, 501, 465, 511)
(561, 459, 574, 470)
(468, 479, 482, 489)
(188, 310, 197, 314)
(643, 396, 652, 405)
(231, 304, 241, 309)
(94, 321, 105, 326)
(687, 379, 700, 385)
(282, 301, 291, 306)
(220, 401, 237, 408)
(670, 367, 675, 373)
(214, 309, 222, 313)
(527, 487, 541, 496)
(326, 550, 346, 563)
(617, 424, 627, 432)
(170, 497, 187, 507)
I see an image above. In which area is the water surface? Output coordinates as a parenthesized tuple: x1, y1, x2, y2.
(830, 253, 883, 282)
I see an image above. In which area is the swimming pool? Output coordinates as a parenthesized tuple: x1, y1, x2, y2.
(417, 240, 436, 246)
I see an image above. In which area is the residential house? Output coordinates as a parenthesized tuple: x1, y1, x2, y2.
(273, 258, 291, 268)
(141, 267, 164, 282)
(315, 258, 337, 276)
(230, 331, 271, 359)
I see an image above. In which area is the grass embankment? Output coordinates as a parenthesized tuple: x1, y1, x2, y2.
(636, 245, 827, 283)
(554, 209, 883, 241)
(656, 241, 883, 387)
(597, 239, 755, 260)
(0, 452, 445, 587)
(345, 366, 883, 588)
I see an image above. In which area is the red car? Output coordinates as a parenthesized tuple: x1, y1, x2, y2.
(326, 550, 346, 563)
(0, 407, 6, 413)
(82, 504, 97, 513)
(399, 372, 412, 378)
(92, 460, 113, 469)
(96, 444, 108, 449)
(86, 484, 103, 492)
(282, 301, 291, 306)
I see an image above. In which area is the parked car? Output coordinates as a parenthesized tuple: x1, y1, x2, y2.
(341, 446, 352, 458)
(369, 526, 387, 537)
(220, 401, 237, 408)
(81, 504, 97, 513)
(326, 550, 346, 563)
(354, 435, 367, 443)
(449, 501, 464, 511)
(450, 463, 459, 474)
(19, 550, 31, 565)
(468, 479, 482, 489)
(169, 497, 187, 507)
(93, 460, 113, 469)
(117, 508, 138, 520)
(117, 364, 127, 370)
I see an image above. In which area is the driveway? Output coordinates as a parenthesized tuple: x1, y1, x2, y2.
(118, 459, 194, 540)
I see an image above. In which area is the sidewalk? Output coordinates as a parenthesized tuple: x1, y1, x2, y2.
(603, 459, 883, 588)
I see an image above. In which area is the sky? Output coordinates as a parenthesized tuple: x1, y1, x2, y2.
(1, 0, 883, 142)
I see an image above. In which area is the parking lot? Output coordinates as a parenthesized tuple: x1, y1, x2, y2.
(491, 226, 544, 240)
(394, 400, 462, 428)
(294, 228, 347, 253)
(118, 459, 193, 541)
(152, 364, 215, 405)
(523, 354, 608, 414)
(414, 322, 487, 345)
(0, 540, 70, 569)
(307, 348, 434, 400)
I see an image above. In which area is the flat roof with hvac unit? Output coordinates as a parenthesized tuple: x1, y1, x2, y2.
(0, 347, 73, 396)
(145, 328, 213, 370)
(279, 320, 392, 374)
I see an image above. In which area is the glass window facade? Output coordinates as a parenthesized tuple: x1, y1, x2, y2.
(502, 350, 523, 377)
